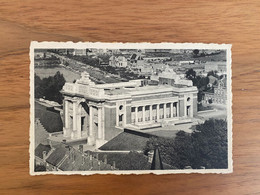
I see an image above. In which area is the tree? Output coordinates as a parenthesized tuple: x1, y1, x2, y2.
(144, 133, 194, 169)
(35, 74, 43, 98)
(35, 164, 46, 172)
(207, 70, 218, 78)
(144, 137, 177, 166)
(193, 49, 200, 56)
(191, 119, 228, 169)
(185, 69, 209, 102)
(103, 151, 150, 170)
(185, 69, 196, 80)
(122, 151, 150, 170)
(35, 71, 66, 104)
(143, 119, 228, 169)
(197, 76, 209, 92)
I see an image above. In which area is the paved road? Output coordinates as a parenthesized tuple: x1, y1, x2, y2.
(198, 106, 227, 120)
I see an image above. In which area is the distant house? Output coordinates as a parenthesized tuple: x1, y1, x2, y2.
(39, 143, 116, 172)
(204, 61, 226, 73)
(207, 75, 218, 87)
(144, 49, 171, 53)
(35, 144, 52, 167)
(150, 66, 193, 87)
(73, 49, 87, 56)
(109, 56, 127, 67)
(179, 61, 195, 65)
(203, 76, 227, 104)
(129, 53, 144, 67)
(34, 51, 45, 59)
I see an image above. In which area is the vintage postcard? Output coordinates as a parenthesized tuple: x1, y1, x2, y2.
(30, 42, 232, 175)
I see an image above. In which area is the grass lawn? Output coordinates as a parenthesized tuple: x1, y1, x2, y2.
(99, 132, 149, 151)
(35, 102, 63, 133)
(35, 67, 80, 82)
(198, 104, 214, 111)
(147, 130, 179, 138)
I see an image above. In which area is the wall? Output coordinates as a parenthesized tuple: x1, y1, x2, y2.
(104, 106, 123, 141)
(179, 99, 184, 117)
(125, 105, 132, 124)
(193, 96, 198, 116)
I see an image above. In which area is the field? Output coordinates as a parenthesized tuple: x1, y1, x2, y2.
(35, 67, 80, 83)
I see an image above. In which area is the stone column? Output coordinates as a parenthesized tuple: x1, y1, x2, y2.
(163, 103, 167, 119)
(63, 100, 70, 137)
(89, 105, 93, 137)
(135, 107, 138, 124)
(190, 99, 193, 117)
(176, 102, 179, 117)
(97, 106, 102, 139)
(156, 104, 160, 120)
(116, 105, 119, 127)
(102, 105, 105, 140)
(76, 104, 81, 139)
(142, 106, 145, 122)
(72, 101, 77, 139)
(87, 104, 95, 146)
(184, 96, 187, 117)
(149, 105, 153, 121)
(64, 100, 69, 129)
(170, 103, 173, 118)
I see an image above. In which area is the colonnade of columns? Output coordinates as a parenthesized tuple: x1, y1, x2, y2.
(131, 102, 179, 124)
(64, 99, 103, 143)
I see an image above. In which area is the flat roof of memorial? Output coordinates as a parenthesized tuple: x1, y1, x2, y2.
(104, 84, 197, 96)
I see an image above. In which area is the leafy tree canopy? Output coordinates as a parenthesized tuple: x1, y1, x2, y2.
(193, 49, 200, 56)
(207, 70, 219, 78)
(185, 69, 209, 102)
(143, 119, 228, 169)
(35, 71, 66, 104)
(185, 68, 196, 80)
(99, 151, 150, 170)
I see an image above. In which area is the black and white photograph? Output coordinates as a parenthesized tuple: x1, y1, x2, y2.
(30, 42, 232, 175)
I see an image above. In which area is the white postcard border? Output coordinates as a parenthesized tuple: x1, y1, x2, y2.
(29, 41, 233, 175)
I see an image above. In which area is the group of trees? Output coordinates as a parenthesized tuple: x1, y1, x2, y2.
(192, 49, 221, 58)
(185, 68, 224, 102)
(185, 69, 210, 102)
(35, 71, 66, 104)
(97, 151, 150, 170)
(143, 119, 228, 169)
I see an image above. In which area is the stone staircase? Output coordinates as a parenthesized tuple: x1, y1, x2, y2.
(35, 118, 49, 147)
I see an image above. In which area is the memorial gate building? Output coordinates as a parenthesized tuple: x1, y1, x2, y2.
(61, 72, 198, 147)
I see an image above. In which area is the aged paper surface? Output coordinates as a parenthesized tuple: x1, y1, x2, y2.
(30, 42, 232, 175)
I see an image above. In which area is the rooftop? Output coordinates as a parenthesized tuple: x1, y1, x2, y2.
(99, 132, 149, 151)
(104, 84, 197, 96)
(45, 143, 115, 171)
(62, 71, 198, 99)
(46, 145, 67, 166)
(35, 144, 51, 159)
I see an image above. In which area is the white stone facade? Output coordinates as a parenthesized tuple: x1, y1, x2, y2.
(61, 71, 198, 147)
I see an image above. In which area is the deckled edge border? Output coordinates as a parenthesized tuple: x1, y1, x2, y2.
(29, 41, 233, 176)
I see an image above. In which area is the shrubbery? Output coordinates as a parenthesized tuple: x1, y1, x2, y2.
(185, 68, 210, 102)
(35, 71, 66, 104)
(144, 119, 228, 169)
(96, 151, 150, 170)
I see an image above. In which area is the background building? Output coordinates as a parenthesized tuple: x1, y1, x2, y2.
(204, 61, 226, 73)
(203, 76, 227, 104)
(109, 56, 128, 67)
